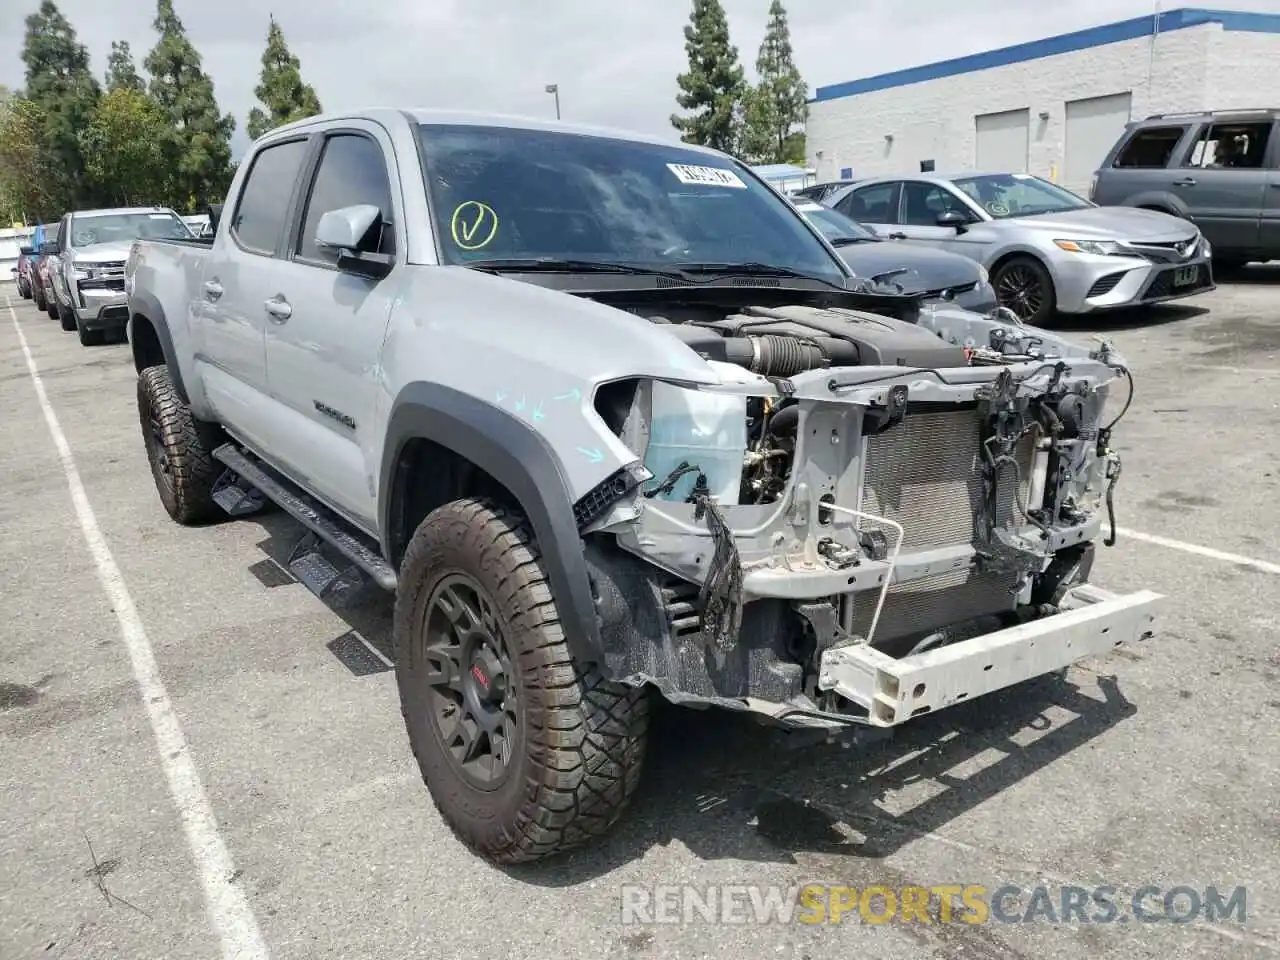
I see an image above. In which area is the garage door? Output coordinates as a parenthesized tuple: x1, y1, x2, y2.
(1063, 92, 1133, 197)
(975, 109, 1030, 172)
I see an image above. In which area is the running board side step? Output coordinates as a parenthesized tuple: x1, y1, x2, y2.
(211, 443, 398, 593)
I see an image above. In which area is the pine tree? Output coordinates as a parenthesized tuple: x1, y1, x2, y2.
(144, 0, 236, 210)
(20, 0, 101, 207)
(670, 0, 745, 154)
(105, 41, 146, 93)
(245, 16, 323, 141)
(742, 0, 808, 165)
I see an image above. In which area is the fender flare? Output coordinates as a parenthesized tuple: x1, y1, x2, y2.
(127, 288, 190, 404)
(380, 382, 605, 668)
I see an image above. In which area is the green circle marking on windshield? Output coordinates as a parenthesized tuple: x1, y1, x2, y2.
(986, 202, 1009, 216)
(450, 201, 499, 250)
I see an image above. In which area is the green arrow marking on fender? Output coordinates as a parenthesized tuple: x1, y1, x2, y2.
(554, 387, 582, 402)
(577, 447, 603, 463)
(531, 403, 545, 421)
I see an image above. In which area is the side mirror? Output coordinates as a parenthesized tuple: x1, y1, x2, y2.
(39, 241, 59, 257)
(20, 246, 33, 256)
(936, 209, 971, 231)
(315, 204, 393, 280)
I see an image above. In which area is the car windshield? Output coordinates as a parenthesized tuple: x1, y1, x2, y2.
(70, 211, 192, 247)
(794, 204, 877, 242)
(415, 123, 847, 283)
(950, 174, 1092, 219)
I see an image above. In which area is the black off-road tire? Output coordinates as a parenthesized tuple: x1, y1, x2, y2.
(59, 303, 76, 332)
(33, 284, 46, 311)
(394, 497, 649, 864)
(45, 294, 58, 320)
(137, 365, 221, 524)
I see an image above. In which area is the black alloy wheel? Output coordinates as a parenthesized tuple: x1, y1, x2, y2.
(993, 256, 1056, 325)
(421, 572, 520, 789)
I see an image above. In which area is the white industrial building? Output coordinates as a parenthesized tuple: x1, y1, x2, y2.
(805, 7, 1280, 196)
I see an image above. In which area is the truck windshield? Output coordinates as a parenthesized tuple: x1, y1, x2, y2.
(416, 123, 847, 283)
(70, 212, 192, 247)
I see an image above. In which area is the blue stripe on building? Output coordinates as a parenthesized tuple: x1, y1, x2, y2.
(812, 8, 1280, 103)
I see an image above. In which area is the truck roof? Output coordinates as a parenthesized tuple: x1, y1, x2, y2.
(261, 107, 731, 159)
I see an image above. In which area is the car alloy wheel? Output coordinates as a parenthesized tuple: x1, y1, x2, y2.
(995, 264, 1045, 320)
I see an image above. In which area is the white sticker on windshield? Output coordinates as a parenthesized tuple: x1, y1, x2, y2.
(667, 163, 747, 188)
(1011, 173, 1033, 179)
(148, 213, 173, 219)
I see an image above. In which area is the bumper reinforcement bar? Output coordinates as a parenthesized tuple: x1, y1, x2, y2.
(817, 585, 1162, 726)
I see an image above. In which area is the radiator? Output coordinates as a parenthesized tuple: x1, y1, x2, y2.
(850, 407, 1035, 647)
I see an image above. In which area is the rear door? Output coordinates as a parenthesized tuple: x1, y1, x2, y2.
(831, 181, 901, 239)
(1169, 119, 1270, 253)
(198, 134, 312, 452)
(260, 122, 405, 530)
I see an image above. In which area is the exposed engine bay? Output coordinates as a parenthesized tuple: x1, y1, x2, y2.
(608, 300, 1129, 516)
(581, 296, 1149, 734)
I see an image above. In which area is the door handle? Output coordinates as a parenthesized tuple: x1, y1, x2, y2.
(1172, 177, 1197, 187)
(888, 231, 907, 240)
(203, 279, 223, 301)
(264, 296, 292, 322)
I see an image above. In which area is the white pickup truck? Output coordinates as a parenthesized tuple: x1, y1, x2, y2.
(124, 108, 1162, 864)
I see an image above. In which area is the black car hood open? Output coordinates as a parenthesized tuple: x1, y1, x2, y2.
(836, 241, 982, 294)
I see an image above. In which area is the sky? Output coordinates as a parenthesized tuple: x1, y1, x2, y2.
(3, 0, 1279, 159)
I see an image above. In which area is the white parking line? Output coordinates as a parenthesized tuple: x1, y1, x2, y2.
(6, 298, 270, 960)
(1116, 527, 1280, 576)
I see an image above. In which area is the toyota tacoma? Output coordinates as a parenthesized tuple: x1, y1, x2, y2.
(124, 109, 1161, 865)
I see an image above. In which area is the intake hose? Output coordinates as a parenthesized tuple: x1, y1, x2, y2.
(720, 335, 858, 376)
(765, 403, 800, 436)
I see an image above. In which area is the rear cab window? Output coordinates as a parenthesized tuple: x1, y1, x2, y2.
(231, 137, 311, 256)
(1112, 125, 1189, 168)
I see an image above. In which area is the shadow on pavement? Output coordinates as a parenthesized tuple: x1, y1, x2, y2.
(1214, 263, 1280, 285)
(1051, 302, 1208, 334)
(237, 493, 1138, 886)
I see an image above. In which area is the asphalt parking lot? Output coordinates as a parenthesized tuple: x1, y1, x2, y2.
(2, 278, 1278, 960)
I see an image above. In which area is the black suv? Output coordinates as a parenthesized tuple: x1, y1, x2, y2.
(1089, 108, 1280, 271)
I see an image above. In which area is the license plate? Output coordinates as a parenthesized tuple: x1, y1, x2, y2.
(1172, 265, 1199, 287)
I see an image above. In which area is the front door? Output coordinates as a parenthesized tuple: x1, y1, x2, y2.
(197, 135, 312, 454)
(1256, 123, 1280, 257)
(261, 124, 404, 531)
(1166, 120, 1270, 254)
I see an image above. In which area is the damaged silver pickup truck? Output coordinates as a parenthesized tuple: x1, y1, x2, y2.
(123, 108, 1161, 865)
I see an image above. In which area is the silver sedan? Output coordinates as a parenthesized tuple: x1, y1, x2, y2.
(824, 172, 1214, 325)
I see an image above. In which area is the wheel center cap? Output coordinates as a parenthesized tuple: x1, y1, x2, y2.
(469, 649, 504, 702)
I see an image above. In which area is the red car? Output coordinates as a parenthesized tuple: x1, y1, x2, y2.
(16, 245, 35, 299)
